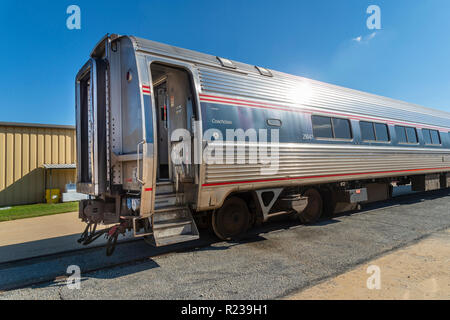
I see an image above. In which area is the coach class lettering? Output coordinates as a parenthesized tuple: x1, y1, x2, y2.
(212, 118, 233, 125)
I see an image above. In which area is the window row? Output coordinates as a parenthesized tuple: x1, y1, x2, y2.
(311, 115, 444, 145)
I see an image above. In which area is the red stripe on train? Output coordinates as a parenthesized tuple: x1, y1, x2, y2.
(142, 85, 151, 95)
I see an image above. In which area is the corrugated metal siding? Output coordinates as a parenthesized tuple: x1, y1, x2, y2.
(203, 142, 450, 186)
(0, 125, 76, 206)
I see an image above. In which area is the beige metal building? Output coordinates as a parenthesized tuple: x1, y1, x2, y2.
(0, 122, 76, 206)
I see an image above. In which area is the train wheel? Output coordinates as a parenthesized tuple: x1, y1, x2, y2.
(212, 197, 250, 240)
(299, 188, 323, 223)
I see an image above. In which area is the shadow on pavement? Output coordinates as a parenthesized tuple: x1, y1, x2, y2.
(1, 187, 449, 291)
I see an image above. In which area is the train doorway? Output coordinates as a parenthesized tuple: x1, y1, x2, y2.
(151, 63, 196, 184)
(154, 81, 170, 180)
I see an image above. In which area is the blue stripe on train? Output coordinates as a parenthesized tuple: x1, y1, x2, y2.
(200, 102, 448, 148)
(200, 102, 304, 143)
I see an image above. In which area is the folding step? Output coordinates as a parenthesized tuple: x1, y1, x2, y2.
(155, 182, 175, 195)
(154, 193, 177, 209)
(150, 207, 199, 247)
(153, 219, 192, 230)
(155, 192, 185, 208)
(155, 234, 199, 247)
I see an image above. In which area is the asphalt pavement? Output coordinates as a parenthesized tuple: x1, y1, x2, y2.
(1, 187, 449, 299)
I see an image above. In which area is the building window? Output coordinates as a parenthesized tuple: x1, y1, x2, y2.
(360, 121, 390, 142)
(422, 129, 441, 145)
(312, 115, 352, 140)
(395, 125, 418, 144)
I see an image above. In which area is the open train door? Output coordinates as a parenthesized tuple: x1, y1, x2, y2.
(75, 58, 108, 196)
(146, 62, 199, 246)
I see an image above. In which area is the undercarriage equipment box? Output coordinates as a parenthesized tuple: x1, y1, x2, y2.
(411, 174, 440, 192)
(440, 173, 450, 189)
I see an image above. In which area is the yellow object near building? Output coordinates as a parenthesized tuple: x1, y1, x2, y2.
(45, 189, 61, 204)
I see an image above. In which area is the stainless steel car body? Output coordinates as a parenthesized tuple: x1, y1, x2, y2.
(75, 34, 450, 243)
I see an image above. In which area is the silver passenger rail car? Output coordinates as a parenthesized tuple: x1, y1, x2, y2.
(75, 34, 450, 254)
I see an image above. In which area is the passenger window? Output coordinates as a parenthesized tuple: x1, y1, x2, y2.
(374, 123, 390, 141)
(430, 130, 441, 145)
(422, 129, 432, 144)
(332, 118, 352, 139)
(312, 116, 333, 138)
(360, 121, 375, 141)
(360, 121, 390, 142)
(395, 126, 407, 143)
(406, 127, 418, 143)
(312, 116, 352, 140)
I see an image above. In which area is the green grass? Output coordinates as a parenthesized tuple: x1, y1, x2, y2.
(0, 202, 79, 222)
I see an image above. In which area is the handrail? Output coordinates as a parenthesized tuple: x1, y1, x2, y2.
(136, 140, 145, 184)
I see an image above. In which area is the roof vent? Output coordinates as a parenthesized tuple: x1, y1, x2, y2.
(216, 56, 236, 69)
(255, 66, 273, 77)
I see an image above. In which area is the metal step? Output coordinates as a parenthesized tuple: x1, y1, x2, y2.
(154, 193, 184, 209)
(155, 234, 199, 247)
(155, 182, 175, 195)
(153, 207, 190, 220)
(153, 219, 191, 230)
(150, 207, 199, 247)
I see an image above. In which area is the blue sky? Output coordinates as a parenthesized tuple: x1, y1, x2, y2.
(0, 0, 449, 125)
